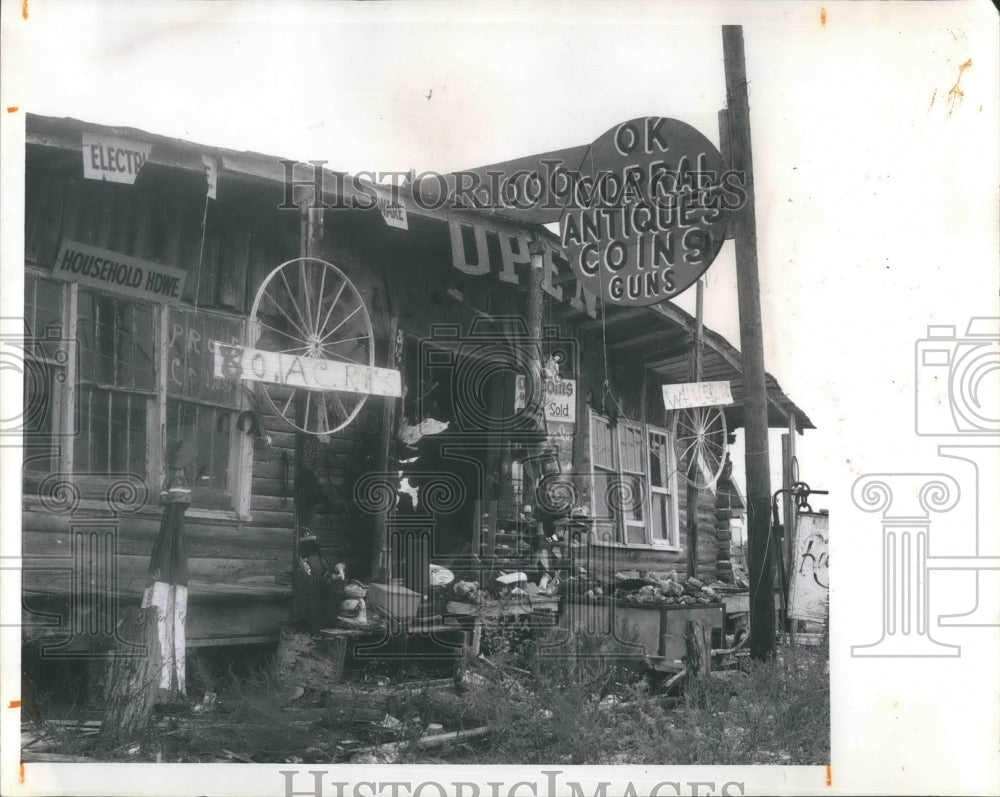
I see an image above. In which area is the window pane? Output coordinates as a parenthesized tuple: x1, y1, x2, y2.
(168, 308, 243, 407)
(651, 493, 670, 542)
(625, 524, 646, 544)
(649, 433, 667, 488)
(591, 414, 615, 469)
(167, 399, 232, 498)
(73, 387, 147, 477)
(621, 473, 644, 522)
(133, 303, 155, 389)
(82, 387, 109, 474)
(78, 290, 154, 391)
(128, 396, 145, 476)
(621, 424, 644, 474)
(592, 467, 616, 522)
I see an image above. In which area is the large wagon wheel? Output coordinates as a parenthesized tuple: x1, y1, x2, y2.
(248, 257, 374, 436)
(674, 406, 728, 490)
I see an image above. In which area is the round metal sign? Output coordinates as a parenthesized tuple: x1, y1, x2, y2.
(558, 117, 742, 306)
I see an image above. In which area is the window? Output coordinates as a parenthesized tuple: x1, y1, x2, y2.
(589, 411, 680, 547)
(22, 270, 250, 515)
(165, 308, 244, 509)
(75, 289, 155, 478)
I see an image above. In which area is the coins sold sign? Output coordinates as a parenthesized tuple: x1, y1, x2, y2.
(559, 117, 743, 306)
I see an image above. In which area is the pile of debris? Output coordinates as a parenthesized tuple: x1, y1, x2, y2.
(612, 571, 726, 606)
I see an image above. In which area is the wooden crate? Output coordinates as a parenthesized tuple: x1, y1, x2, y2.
(557, 600, 724, 664)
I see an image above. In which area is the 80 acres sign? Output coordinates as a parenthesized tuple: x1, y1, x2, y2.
(559, 117, 743, 306)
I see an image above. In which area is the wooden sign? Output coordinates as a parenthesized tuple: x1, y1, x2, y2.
(662, 380, 734, 411)
(81, 132, 151, 185)
(514, 374, 577, 424)
(788, 511, 830, 623)
(374, 186, 408, 230)
(52, 240, 187, 304)
(212, 342, 402, 397)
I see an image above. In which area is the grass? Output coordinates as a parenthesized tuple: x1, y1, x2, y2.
(434, 619, 830, 765)
(22, 627, 829, 765)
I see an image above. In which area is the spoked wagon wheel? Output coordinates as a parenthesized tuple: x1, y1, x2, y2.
(249, 257, 374, 436)
(674, 406, 728, 490)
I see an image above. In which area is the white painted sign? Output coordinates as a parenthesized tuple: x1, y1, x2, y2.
(52, 240, 186, 304)
(789, 511, 829, 623)
(515, 374, 577, 424)
(376, 194, 408, 230)
(202, 154, 218, 200)
(212, 343, 402, 397)
(81, 133, 152, 185)
(662, 380, 734, 411)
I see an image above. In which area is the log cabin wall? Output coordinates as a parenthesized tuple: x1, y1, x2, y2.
(21, 151, 310, 647)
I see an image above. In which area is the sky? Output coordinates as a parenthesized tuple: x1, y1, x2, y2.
(2, 1, 999, 795)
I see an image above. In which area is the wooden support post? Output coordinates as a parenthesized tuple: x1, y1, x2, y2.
(683, 618, 711, 706)
(371, 313, 400, 581)
(781, 413, 798, 586)
(524, 238, 546, 510)
(685, 279, 705, 578)
(292, 201, 323, 603)
(723, 25, 775, 660)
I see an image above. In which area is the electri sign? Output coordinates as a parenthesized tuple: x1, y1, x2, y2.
(559, 117, 743, 306)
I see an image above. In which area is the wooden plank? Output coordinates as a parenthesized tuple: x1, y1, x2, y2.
(21, 553, 288, 596)
(38, 180, 64, 265)
(186, 634, 280, 648)
(22, 526, 291, 561)
(23, 174, 45, 264)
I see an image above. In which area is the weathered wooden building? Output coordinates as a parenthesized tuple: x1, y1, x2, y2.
(20, 114, 813, 653)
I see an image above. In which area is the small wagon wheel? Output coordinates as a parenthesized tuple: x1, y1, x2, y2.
(674, 406, 728, 490)
(248, 257, 374, 436)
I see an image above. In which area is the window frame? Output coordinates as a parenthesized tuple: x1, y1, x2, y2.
(22, 267, 253, 520)
(588, 410, 681, 550)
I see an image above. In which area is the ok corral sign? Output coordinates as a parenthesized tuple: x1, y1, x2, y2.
(211, 342, 402, 397)
(560, 117, 741, 306)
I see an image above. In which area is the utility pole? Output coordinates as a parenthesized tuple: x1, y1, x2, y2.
(723, 25, 775, 660)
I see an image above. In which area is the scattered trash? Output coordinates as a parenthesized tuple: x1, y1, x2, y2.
(192, 692, 218, 714)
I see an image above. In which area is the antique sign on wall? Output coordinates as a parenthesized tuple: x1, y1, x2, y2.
(52, 240, 187, 304)
(514, 374, 577, 425)
(81, 132, 152, 185)
(212, 343, 402, 397)
(789, 511, 830, 623)
(662, 380, 734, 411)
(559, 117, 740, 306)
